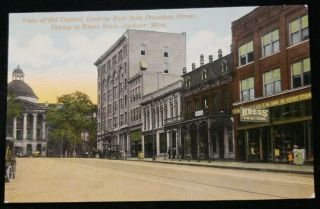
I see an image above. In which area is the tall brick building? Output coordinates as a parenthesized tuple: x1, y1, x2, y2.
(231, 5, 312, 162)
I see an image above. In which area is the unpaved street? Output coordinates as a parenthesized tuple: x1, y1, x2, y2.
(5, 158, 314, 202)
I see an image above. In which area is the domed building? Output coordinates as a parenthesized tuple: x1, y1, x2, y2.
(6, 66, 48, 157)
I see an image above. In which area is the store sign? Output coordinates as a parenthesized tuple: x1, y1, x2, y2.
(232, 92, 311, 114)
(195, 110, 204, 117)
(240, 107, 269, 122)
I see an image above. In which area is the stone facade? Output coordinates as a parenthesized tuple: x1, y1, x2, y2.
(95, 29, 186, 157)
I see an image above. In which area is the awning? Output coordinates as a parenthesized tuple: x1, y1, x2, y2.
(140, 60, 148, 70)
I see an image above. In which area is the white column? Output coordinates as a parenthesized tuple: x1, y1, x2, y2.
(149, 107, 152, 130)
(23, 114, 28, 140)
(155, 107, 158, 128)
(177, 95, 181, 118)
(176, 131, 179, 157)
(42, 115, 46, 140)
(156, 132, 160, 156)
(127, 132, 130, 157)
(142, 108, 145, 131)
(117, 134, 120, 145)
(32, 114, 38, 140)
(13, 116, 17, 139)
(159, 108, 163, 127)
(167, 100, 170, 119)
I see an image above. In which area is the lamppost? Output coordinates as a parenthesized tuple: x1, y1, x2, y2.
(151, 96, 155, 161)
(60, 132, 64, 158)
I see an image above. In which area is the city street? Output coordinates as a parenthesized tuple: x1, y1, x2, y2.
(5, 158, 314, 202)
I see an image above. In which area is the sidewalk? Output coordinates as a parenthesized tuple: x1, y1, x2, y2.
(126, 157, 313, 175)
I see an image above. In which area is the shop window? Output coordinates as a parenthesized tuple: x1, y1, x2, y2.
(240, 77, 254, 101)
(262, 29, 279, 57)
(263, 68, 281, 96)
(238, 41, 254, 66)
(291, 57, 311, 88)
(289, 15, 309, 45)
(228, 128, 233, 152)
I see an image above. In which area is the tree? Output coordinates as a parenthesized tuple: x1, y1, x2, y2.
(46, 91, 96, 157)
(7, 93, 22, 119)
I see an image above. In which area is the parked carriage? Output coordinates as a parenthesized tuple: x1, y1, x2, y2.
(5, 139, 16, 182)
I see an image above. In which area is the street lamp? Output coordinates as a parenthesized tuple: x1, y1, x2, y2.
(151, 96, 155, 161)
(60, 132, 64, 158)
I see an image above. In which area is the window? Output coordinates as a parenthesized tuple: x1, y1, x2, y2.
(124, 112, 127, 123)
(112, 55, 117, 66)
(163, 46, 169, 57)
(201, 69, 207, 80)
(164, 62, 169, 73)
(107, 60, 111, 70)
(263, 68, 281, 96)
(140, 44, 146, 55)
(185, 77, 191, 87)
(238, 41, 254, 66)
(123, 45, 127, 57)
(203, 97, 208, 109)
(291, 58, 311, 88)
(118, 50, 122, 62)
(289, 15, 309, 45)
(262, 29, 279, 57)
(240, 77, 254, 101)
(221, 60, 228, 72)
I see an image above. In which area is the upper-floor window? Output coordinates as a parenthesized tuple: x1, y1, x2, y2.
(238, 41, 253, 66)
(263, 68, 281, 96)
(163, 46, 169, 57)
(240, 77, 254, 101)
(201, 69, 207, 80)
(107, 60, 111, 70)
(123, 45, 127, 57)
(140, 44, 146, 55)
(289, 15, 309, 45)
(164, 62, 169, 73)
(292, 57, 311, 88)
(184, 77, 191, 87)
(221, 60, 228, 72)
(262, 29, 279, 57)
(118, 50, 123, 62)
(112, 55, 117, 66)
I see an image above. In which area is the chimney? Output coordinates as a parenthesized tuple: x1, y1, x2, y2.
(200, 54, 204, 66)
(208, 55, 213, 63)
(183, 67, 187, 74)
(192, 63, 196, 70)
(218, 49, 222, 59)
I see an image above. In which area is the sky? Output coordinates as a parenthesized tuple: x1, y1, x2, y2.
(8, 6, 256, 104)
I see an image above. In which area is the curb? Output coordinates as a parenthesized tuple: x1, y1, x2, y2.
(126, 159, 314, 175)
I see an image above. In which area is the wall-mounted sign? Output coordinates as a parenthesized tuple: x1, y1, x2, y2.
(240, 107, 269, 122)
(232, 92, 311, 114)
(195, 110, 204, 117)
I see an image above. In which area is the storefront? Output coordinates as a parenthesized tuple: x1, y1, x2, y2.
(235, 99, 312, 163)
(130, 130, 141, 158)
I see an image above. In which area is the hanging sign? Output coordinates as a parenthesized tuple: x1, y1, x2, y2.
(240, 107, 269, 122)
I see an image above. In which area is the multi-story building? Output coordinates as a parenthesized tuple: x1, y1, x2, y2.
(6, 66, 48, 157)
(231, 5, 312, 162)
(140, 80, 183, 159)
(95, 29, 186, 157)
(180, 51, 234, 161)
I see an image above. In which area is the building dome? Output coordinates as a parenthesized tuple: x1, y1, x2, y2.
(8, 65, 38, 103)
(12, 65, 24, 74)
